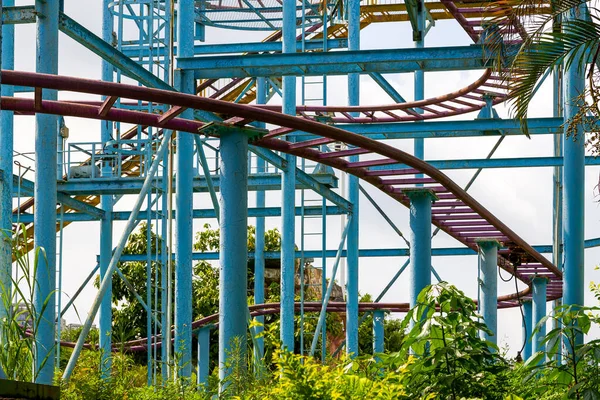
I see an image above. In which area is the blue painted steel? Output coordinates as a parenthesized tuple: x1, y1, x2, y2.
(218, 129, 249, 383)
(33, 0, 59, 384)
(62, 131, 172, 382)
(193, 136, 220, 218)
(477, 240, 499, 344)
(280, 0, 297, 352)
(532, 277, 548, 358)
(180, 45, 516, 78)
(122, 38, 348, 58)
(373, 310, 385, 354)
(413, 0, 425, 172)
(562, 6, 586, 348)
(175, 0, 195, 378)
(254, 77, 267, 360)
(346, 0, 361, 359)
(341, 117, 563, 137)
(0, 0, 15, 323)
(51, 173, 338, 196)
(522, 301, 533, 360)
(99, 0, 114, 379)
(197, 327, 210, 386)
(405, 189, 436, 308)
(1, 5, 37, 24)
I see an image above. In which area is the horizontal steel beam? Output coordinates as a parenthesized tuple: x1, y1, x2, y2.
(49, 173, 337, 196)
(14, 205, 348, 223)
(365, 156, 600, 172)
(1, 6, 36, 24)
(15, 176, 105, 219)
(115, 238, 600, 262)
(338, 117, 564, 138)
(179, 44, 515, 78)
(122, 39, 348, 58)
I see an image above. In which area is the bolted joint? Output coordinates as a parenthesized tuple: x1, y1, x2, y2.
(402, 187, 439, 203)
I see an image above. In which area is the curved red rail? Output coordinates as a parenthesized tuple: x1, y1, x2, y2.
(0, 70, 562, 309)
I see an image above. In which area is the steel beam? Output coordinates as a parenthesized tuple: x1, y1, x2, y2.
(373, 310, 385, 354)
(522, 300, 533, 360)
(98, 0, 113, 379)
(51, 173, 338, 196)
(1, 5, 36, 24)
(562, 4, 586, 349)
(280, 0, 296, 353)
(179, 45, 517, 78)
(346, 0, 361, 359)
(477, 239, 499, 345)
(218, 129, 249, 383)
(33, 0, 59, 384)
(405, 189, 437, 308)
(0, 0, 15, 324)
(174, 0, 195, 379)
(532, 277, 548, 360)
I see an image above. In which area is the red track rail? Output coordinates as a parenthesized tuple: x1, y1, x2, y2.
(0, 70, 562, 309)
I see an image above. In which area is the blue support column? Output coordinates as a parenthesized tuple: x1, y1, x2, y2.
(532, 277, 548, 357)
(414, 0, 425, 167)
(373, 310, 384, 354)
(522, 300, 533, 361)
(33, 0, 59, 384)
(404, 189, 436, 308)
(477, 240, 499, 345)
(218, 129, 249, 384)
(280, 0, 296, 352)
(0, 0, 15, 323)
(346, 0, 360, 358)
(175, 0, 195, 378)
(562, 4, 586, 347)
(254, 77, 267, 360)
(99, 0, 114, 378)
(197, 327, 210, 387)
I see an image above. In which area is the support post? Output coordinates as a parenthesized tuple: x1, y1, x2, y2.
(477, 239, 499, 344)
(0, 0, 15, 323)
(280, 0, 296, 352)
(522, 300, 533, 361)
(414, 0, 425, 171)
(373, 310, 384, 354)
(404, 189, 437, 308)
(254, 77, 267, 360)
(33, 0, 59, 384)
(562, 4, 586, 347)
(346, 0, 360, 358)
(532, 277, 548, 358)
(175, 0, 195, 378)
(99, 0, 114, 379)
(197, 327, 210, 387)
(218, 129, 249, 384)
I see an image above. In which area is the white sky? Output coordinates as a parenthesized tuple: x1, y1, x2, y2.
(6, 0, 600, 357)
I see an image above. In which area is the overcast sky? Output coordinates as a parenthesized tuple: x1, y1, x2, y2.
(6, 0, 600, 356)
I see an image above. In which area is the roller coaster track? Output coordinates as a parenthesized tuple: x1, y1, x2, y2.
(8, 0, 539, 256)
(1, 70, 563, 309)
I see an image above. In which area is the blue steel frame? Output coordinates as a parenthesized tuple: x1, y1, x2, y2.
(0, 0, 591, 386)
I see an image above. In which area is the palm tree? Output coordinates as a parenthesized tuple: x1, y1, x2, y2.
(486, 0, 599, 149)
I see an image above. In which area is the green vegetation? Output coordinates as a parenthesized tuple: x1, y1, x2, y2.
(54, 282, 600, 399)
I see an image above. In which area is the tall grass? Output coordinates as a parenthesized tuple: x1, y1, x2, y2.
(0, 225, 56, 382)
